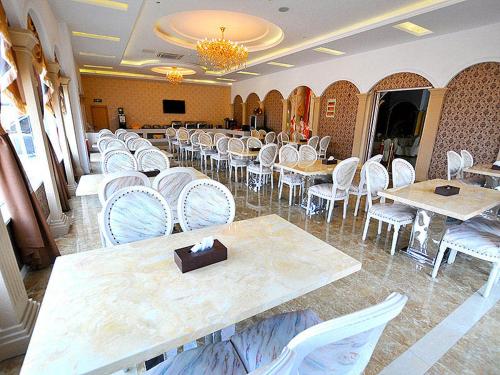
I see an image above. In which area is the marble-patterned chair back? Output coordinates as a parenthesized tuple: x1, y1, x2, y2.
(279, 144, 299, 164)
(298, 145, 317, 162)
(307, 135, 319, 149)
(259, 144, 278, 168)
(447, 150, 463, 180)
(130, 138, 152, 151)
(115, 128, 126, 136)
(277, 132, 289, 147)
(97, 137, 114, 153)
(123, 132, 140, 143)
(177, 128, 189, 142)
(460, 149, 474, 169)
(359, 156, 382, 192)
(216, 137, 229, 156)
(117, 132, 127, 141)
(152, 167, 198, 223)
(319, 136, 331, 154)
(228, 138, 245, 161)
(247, 137, 262, 150)
(137, 148, 170, 172)
(264, 132, 276, 144)
(369, 154, 383, 163)
(166, 127, 176, 138)
(198, 133, 213, 149)
(214, 133, 226, 144)
(98, 171, 151, 205)
(101, 186, 173, 245)
(102, 149, 138, 174)
(98, 129, 113, 136)
(260, 293, 407, 375)
(105, 139, 127, 152)
(365, 161, 389, 207)
(392, 158, 415, 188)
(332, 157, 359, 193)
(177, 179, 235, 232)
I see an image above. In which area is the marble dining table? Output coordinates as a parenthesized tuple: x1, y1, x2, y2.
(75, 167, 208, 197)
(464, 163, 500, 188)
(379, 178, 500, 265)
(20, 214, 361, 375)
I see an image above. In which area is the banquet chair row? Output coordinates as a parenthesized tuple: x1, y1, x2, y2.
(101, 148, 170, 173)
(447, 149, 485, 186)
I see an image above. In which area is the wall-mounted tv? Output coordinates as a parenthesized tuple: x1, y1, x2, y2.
(163, 100, 185, 114)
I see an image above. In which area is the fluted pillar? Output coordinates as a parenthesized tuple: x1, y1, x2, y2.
(351, 92, 375, 160)
(281, 98, 290, 132)
(241, 101, 247, 125)
(309, 96, 321, 136)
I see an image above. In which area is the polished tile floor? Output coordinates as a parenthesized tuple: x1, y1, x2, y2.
(1, 162, 498, 374)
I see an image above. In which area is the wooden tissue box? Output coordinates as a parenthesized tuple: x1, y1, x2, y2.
(434, 185, 460, 196)
(174, 239, 227, 273)
(142, 170, 160, 177)
(322, 159, 337, 165)
(249, 147, 261, 152)
(492, 164, 500, 170)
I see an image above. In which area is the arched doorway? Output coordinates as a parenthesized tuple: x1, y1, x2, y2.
(263, 89, 283, 133)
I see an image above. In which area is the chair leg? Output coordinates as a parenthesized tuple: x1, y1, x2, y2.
(390, 224, 400, 255)
(431, 242, 448, 278)
(362, 215, 371, 241)
(271, 173, 274, 189)
(327, 199, 334, 223)
(229, 165, 232, 180)
(354, 194, 361, 217)
(483, 263, 500, 298)
(246, 169, 249, 187)
(343, 197, 349, 219)
(306, 193, 311, 214)
(448, 249, 457, 264)
(378, 220, 383, 235)
(279, 179, 283, 200)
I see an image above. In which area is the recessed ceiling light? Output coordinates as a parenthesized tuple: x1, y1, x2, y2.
(83, 64, 113, 69)
(236, 71, 260, 76)
(72, 31, 120, 42)
(216, 78, 236, 82)
(393, 22, 432, 36)
(267, 61, 294, 68)
(313, 47, 345, 56)
(278, 7, 289, 12)
(71, 0, 128, 11)
(79, 51, 115, 58)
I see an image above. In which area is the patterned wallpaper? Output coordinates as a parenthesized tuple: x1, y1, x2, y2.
(34, 183, 50, 219)
(81, 76, 231, 130)
(233, 95, 243, 126)
(428, 62, 500, 178)
(318, 81, 360, 159)
(246, 93, 260, 123)
(372, 72, 432, 92)
(263, 90, 283, 133)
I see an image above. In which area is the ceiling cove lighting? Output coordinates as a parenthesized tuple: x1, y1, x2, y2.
(83, 64, 113, 69)
(120, 59, 160, 66)
(313, 47, 345, 56)
(236, 71, 260, 76)
(267, 61, 294, 68)
(71, 0, 128, 11)
(79, 68, 154, 78)
(72, 31, 120, 42)
(216, 78, 236, 82)
(79, 52, 115, 58)
(393, 22, 433, 36)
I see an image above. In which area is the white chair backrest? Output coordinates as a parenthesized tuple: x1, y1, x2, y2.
(279, 144, 299, 164)
(277, 132, 289, 146)
(115, 128, 126, 136)
(97, 137, 114, 153)
(100, 186, 173, 245)
(177, 128, 189, 142)
(447, 150, 463, 180)
(123, 132, 140, 142)
(308, 135, 319, 149)
(190, 132, 201, 146)
(152, 167, 197, 221)
(264, 132, 276, 144)
(228, 138, 245, 160)
(137, 148, 170, 171)
(130, 138, 152, 151)
(258, 144, 278, 168)
(291, 132, 302, 143)
(247, 137, 263, 150)
(259, 293, 407, 375)
(166, 127, 176, 138)
(117, 132, 128, 141)
(177, 179, 235, 232)
(319, 136, 331, 153)
(198, 133, 213, 149)
(214, 133, 226, 144)
(369, 154, 383, 163)
(299, 145, 317, 162)
(331, 157, 359, 193)
(98, 171, 150, 205)
(102, 149, 138, 173)
(98, 129, 113, 136)
(392, 158, 415, 188)
(105, 138, 127, 151)
(461, 150, 474, 169)
(365, 161, 389, 208)
(358, 156, 382, 192)
(216, 137, 230, 156)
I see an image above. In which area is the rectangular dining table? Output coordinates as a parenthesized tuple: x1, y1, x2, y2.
(464, 163, 500, 188)
(75, 167, 208, 197)
(20, 214, 361, 375)
(379, 179, 500, 265)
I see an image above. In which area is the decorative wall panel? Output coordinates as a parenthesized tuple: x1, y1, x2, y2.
(263, 90, 283, 133)
(233, 95, 243, 126)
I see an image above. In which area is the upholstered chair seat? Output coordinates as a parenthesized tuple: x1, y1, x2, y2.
(308, 183, 349, 199)
(247, 164, 272, 174)
(368, 203, 416, 223)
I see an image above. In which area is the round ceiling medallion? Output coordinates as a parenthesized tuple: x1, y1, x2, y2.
(154, 10, 284, 52)
(151, 66, 196, 76)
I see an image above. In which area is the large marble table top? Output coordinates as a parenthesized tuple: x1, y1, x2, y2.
(379, 179, 500, 221)
(75, 168, 208, 197)
(464, 163, 500, 178)
(20, 214, 360, 375)
(229, 150, 259, 158)
(275, 159, 344, 176)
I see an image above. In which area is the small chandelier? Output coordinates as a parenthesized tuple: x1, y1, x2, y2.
(166, 67, 183, 84)
(196, 26, 248, 72)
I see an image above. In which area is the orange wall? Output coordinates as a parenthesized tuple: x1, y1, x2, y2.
(81, 76, 232, 130)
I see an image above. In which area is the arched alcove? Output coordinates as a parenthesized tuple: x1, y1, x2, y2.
(233, 95, 243, 126)
(370, 72, 433, 92)
(287, 86, 316, 139)
(263, 89, 283, 133)
(246, 93, 260, 122)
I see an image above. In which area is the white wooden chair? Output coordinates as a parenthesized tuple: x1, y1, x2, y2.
(123, 132, 140, 145)
(130, 138, 152, 151)
(98, 171, 150, 205)
(278, 145, 302, 206)
(247, 144, 278, 191)
(176, 128, 190, 160)
(307, 157, 359, 222)
(460, 149, 485, 186)
(391, 158, 415, 188)
(318, 136, 331, 159)
(97, 137, 114, 153)
(447, 150, 463, 180)
(277, 132, 289, 148)
(228, 138, 247, 182)
(98, 129, 113, 136)
(247, 136, 263, 150)
(137, 148, 170, 172)
(432, 216, 499, 298)
(362, 161, 416, 255)
(102, 149, 138, 173)
(349, 154, 383, 217)
(307, 135, 319, 150)
(185, 132, 202, 162)
(298, 144, 317, 161)
(264, 131, 276, 144)
(152, 168, 197, 224)
(117, 132, 128, 141)
(198, 132, 217, 170)
(165, 127, 177, 152)
(210, 137, 230, 171)
(146, 293, 407, 375)
(213, 132, 226, 145)
(114, 128, 127, 137)
(177, 179, 235, 232)
(105, 138, 128, 151)
(100, 186, 173, 246)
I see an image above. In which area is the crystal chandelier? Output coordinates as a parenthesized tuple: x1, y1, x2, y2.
(166, 67, 183, 84)
(196, 27, 248, 72)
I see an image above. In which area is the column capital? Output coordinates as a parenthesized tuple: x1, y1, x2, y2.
(46, 62, 61, 75)
(59, 76, 71, 85)
(310, 96, 321, 104)
(9, 28, 38, 56)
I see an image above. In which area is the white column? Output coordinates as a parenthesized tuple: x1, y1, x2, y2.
(10, 28, 70, 237)
(46, 64, 77, 195)
(0, 211, 40, 361)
